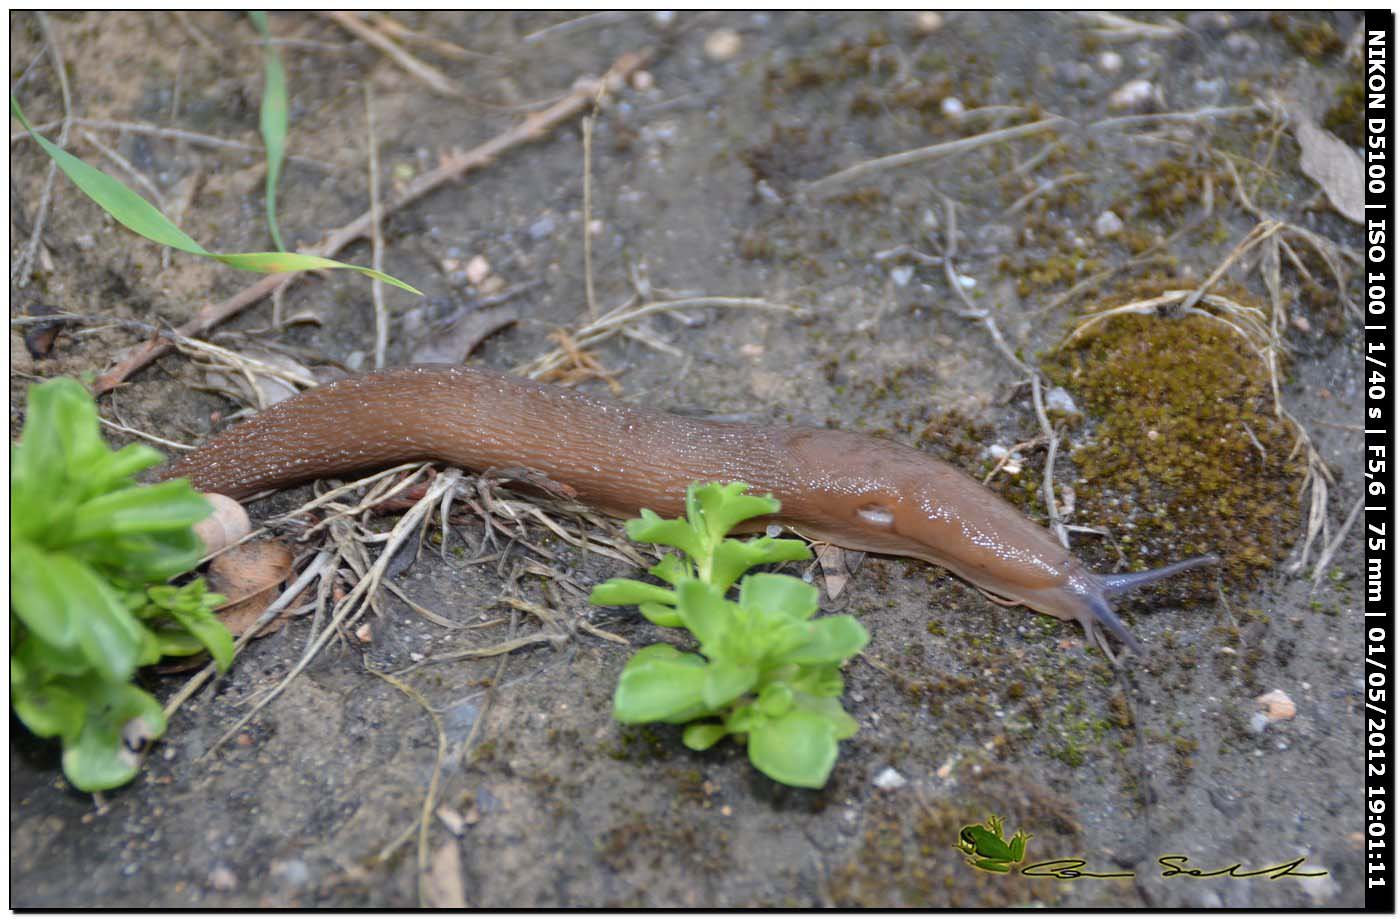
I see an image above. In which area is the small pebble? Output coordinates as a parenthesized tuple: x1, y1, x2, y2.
(1248, 711, 1270, 734)
(890, 265, 915, 287)
(465, 255, 491, 286)
(704, 28, 742, 61)
(911, 11, 943, 34)
(208, 865, 238, 892)
(873, 767, 908, 790)
(941, 96, 965, 119)
(1046, 386, 1079, 415)
(1096, 51, 1122, 74)
(1109, 78, 1158, 111)
(1223, 31, 1260, 56)
(1256, 689, 1296, 722)
(1094, 210, 1124, 238)
(528, 215, 556, 240)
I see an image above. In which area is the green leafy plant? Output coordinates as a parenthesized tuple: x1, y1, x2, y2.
(591, 482, 869, 788)
(10, 378, 234, 791)
(9, 96, 419, 294)
(249, 11, 289, 252)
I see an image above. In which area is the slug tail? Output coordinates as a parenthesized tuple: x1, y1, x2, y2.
(1099, 554, 1220, 598)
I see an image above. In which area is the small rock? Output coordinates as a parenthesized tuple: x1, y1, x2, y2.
(208, 864, 238, 892)
(1256, 689, 1296, 722)
(631, 70, 654, 92)
(464, 255, 491, 286)
(941, 96, 965, 119)
(271, 858, 310, 889)
(528, 215, 556, 240)
(704, 28, 742, 61)
(1300, 872, 1339, 906)
(890, 265, 915, 287)
(1096, 51, 1122, 74)
(1194, 78, 1223, 98)
(653, 11, 674, 26)
(74, 233, 96, 250)
(1052, 386, 1080, 417)
(1186, 11, 1233, 31)
(1094, 210, 1124, 238)
(1056, 61, 1094, 86)
(1223, 31, 1260, 56)
(1109, 78, 1159, 112)
(911, 11, 943, 34)
(1248, 711, 1270, 734)
(355, 622, 373, 644)
(873, 767, 908, 790)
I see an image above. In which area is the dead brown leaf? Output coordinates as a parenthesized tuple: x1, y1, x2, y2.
(423, 839, 467, 908)
(207, 539, 295, 637)
(1293, 110, 1363, 224)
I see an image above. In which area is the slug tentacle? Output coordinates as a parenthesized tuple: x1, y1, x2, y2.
(1098, 555, 1220, 598)
(1081, 592, 1145, 657)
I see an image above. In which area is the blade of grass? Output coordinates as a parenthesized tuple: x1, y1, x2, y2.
(250, 11, 288, 251)
(10, 96, 420, 294)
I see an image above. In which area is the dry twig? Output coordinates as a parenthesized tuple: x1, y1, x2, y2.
(93, 48, 653, 394)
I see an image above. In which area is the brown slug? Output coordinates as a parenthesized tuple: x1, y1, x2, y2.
(163, 364, 1216, 654)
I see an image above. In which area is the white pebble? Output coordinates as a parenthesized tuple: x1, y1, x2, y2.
(1046, 386, 1079, 415)
(1094, 210, 1124, 238)
(873, 767, 908, 790)
(1097, 51, 1122, 74)
(911, 11, 943, 34)
(1109, 78, 1158, 111)
(465, 254, 491, 286)
(890, 265, 915, 287)
(941, 96, 965, 119)
(704, 28, 742, 61)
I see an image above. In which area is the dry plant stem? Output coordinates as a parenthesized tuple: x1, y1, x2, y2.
(10, 118, 332, 170)
(582, 109, 599, 318)
(1076, 11, 1185, 42)
(1311, 493, 1364, 586)
(78, 129, 164, 205)
(202, 471, 464, 757)
(514, 296, 803, 380)
(937, 196, 1069, 555)
(95, 415, 194, 452)
(14, 12, 72, 287)
(324, 10, 464, 97)
(1087, 105, 1258, 133)
(365, 85, 389, 369)
(1002, 172, 1088, 217)
(364, 665, 449, 908)
(162, 551, 335, 720)
(807, 116, 1066, 198)
(1031, 376, 1069, 548)
(92, 47, 653, 394)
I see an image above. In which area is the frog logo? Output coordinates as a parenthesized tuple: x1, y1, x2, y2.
(954, 814, 1032, 874)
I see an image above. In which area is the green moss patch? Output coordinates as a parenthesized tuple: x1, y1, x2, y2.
(1043, 301, 1303, 589)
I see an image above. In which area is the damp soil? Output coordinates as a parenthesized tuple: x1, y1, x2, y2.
(10, 11, 1366, 908)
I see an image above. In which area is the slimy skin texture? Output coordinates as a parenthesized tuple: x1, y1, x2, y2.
(164, 364, 1215, 653)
